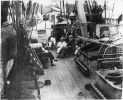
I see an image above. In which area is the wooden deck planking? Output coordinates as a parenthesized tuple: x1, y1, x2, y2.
(40, 71, 49, 100)
(55, 61, 73, 98)
(65, 57, 96, 99)
(57, 59, 89, 99)
(59, 54, 97, 99)
(51, 67, 66, 99)
(45, 67, 54, 99)
(58, 59, 81, 97)
(48, 67, 60, 99)
(53, 65, 71, 99)
(39, 65, 66, 99)
(61, 58, 95, 99)
(38, 50, 96, 100)
(59, 70, 78, 98)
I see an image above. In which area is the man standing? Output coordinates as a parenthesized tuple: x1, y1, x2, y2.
(97, 5, 103, 23)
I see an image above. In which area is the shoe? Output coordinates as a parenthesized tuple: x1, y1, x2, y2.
(51, 63, 56, 66)
(54, 59, 58, 61)
(61, 56, 64, 58)
(43, 66, 48, 69)
(78, 92, 84, 96)
(42, 65, 48, 69)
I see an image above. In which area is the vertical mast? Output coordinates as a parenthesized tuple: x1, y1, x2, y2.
(76, 0, 87, 38)
(63, 0, 65, 16)
(15, 1, 22, 98)
(122, 0, 123, 24)
(64, 0, 66, 17)
(60, 0, 61, 13)
(105, 0, 106, 19)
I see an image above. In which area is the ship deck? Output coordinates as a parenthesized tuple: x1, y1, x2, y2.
(36, 50, 97, 100)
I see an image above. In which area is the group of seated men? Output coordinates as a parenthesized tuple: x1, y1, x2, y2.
(56, 35, 74, 58)
(32, 30, 82, 68)
(47, 31, 79, 58)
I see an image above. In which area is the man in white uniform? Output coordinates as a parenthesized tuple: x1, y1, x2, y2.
(48, 32, 56, 49)
(56, 37, 67, 58)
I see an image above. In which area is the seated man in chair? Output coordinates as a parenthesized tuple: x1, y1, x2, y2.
(48, 31, 56, 49)
(65, 35, 75, 56)
(67, 35, 74, 48)
(57, 35, 75, 58)
(35, 43, 58, 66)
(31, 38, 58, 66)
(56, 37, 67, 58)
(74, 39, 83, 55)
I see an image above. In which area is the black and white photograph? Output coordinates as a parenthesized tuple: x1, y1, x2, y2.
(0, 0, 123, 99)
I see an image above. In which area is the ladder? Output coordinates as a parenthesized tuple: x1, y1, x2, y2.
(27, 46, 44, 75)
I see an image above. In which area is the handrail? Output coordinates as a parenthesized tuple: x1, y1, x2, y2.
(79, 50, 91, 60)
(103, 38, 123, 59)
